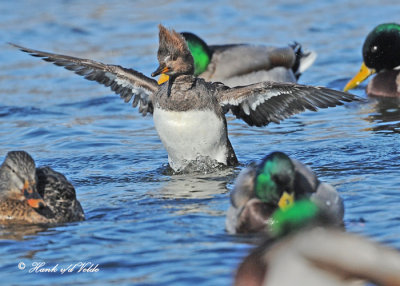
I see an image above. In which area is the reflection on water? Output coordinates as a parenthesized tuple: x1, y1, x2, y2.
(361, 97, 400, 133)
(154, 168, 237, 215)
(0, 225, 48, 241)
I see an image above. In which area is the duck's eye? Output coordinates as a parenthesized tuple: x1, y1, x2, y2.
(171, 55, 177, 61)
(371, 45, 378, 53)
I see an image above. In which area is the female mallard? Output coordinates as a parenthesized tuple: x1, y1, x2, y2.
(234, 201, 400, 286)
(226, 152, 343, 234)
(344, 23, 400, 97)
(157, 31, 317, 87)
(0, 151, 84, 224)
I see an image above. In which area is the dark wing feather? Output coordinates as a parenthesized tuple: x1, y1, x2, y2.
(36, 166, 85, 223)
(218, 81, 358, 127)
(11, 43, 158, 115)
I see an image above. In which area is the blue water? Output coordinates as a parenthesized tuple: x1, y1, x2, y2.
(1, 0, 400, 285)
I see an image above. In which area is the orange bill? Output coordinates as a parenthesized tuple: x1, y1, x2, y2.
(158, 73, 170, 85)
(23, 180, 46, 209)
(27, 198, 45, 209)
(343, 62, 375, 92)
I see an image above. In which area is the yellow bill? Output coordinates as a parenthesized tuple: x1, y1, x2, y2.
(343, 62, 375, 92)
(158, 73, 170, 85)
(278, 191, 294, 210)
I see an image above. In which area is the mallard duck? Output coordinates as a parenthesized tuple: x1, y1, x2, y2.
(226, 152, 343, 234)
(344, 23, 400, 97)
(234, 201, 400, 286)
(0, 151, 84, 224)
(12, 25, 357, 172)
(157, 32, 317, 86)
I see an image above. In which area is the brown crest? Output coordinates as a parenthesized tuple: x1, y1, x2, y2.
(158, 24, 189, 54)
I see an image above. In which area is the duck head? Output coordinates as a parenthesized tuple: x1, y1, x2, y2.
(254, 152, 296, 209)
(0, 151, 47, 210)
(344, 23, 400, 91)
(181, 32, 212, 76)
(152, 25, 194, 84)
(234, 152, 297, 233)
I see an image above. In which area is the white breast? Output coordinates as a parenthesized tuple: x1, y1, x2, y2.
(153, 108, 229, 171)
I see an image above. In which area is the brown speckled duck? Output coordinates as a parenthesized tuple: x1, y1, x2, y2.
(0, 151, 84, 224)
(12, 25, 357, 172)
(344, 23, 400, 97)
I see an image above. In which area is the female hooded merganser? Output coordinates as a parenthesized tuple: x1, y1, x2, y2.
(225, 152, 343, 234)
(12, 25, 357, 171)
(344, 23, 400, 97)
(234, 200, 400, 286)
(157, 31, 317, 86)
(0, 151, 84, 224)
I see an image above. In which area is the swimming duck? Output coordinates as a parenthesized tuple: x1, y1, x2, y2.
(344, 23, 400, 97)
(12, 25, 357, 172)
(157, 32, 317, 86)
(0, 151, 84, 224)
(234, 201, 400, 286)
(225, 152, 343, 234)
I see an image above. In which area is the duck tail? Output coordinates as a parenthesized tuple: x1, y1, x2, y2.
(290, 42, 317, 80)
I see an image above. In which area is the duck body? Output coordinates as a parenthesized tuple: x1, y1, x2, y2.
(181, 32, 317, 86)
(153, 76, 237, 170)
(344, 23, 400, 97)
(226, 152, 343, 234)
(36, 166, 84, 223)
(199, 45, 298, 86)
(12, 25, 357, 172)
(0, 151, 84, 225)
(366, 70, 400, 97)
(235, 227, 400, 286)
(235, 201, 400, 286)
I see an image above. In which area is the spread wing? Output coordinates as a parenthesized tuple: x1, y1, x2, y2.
(11, 43, 158, 115)
(218, 81, 358, 127)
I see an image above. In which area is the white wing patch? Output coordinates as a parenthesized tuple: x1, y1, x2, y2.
(245, 89, 283, 114)
(105, 72, 152, 98)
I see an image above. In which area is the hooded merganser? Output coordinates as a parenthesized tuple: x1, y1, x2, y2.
(12, 25, 357, 171)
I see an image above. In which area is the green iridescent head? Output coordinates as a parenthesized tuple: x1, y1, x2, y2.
(270, 200, 319, 237)
(254, 152, 295, 206)
(363, 23, 400, 72)
(181, 32, 212, 76)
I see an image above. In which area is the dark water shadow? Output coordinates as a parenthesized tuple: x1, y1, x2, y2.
(362, 97, 400, 133)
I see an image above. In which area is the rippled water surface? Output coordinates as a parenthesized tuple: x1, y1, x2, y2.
(1, 0, 400, 285)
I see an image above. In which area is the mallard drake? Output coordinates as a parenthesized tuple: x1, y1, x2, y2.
(226, 152, 343, 234)
(12, 25, 357, 172)
(234, 201, 400, 286)
(0, 151, 84, 224)
(157, 32, 317, 86)
(344, 23, 400, 97)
